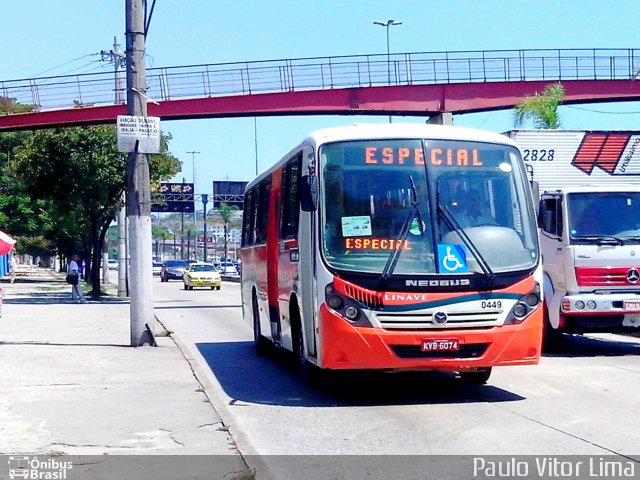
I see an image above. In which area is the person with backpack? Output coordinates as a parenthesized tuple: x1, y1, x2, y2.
(67, 254, 86, 303)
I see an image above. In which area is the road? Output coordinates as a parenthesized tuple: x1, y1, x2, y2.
(152, 277, 640, 476)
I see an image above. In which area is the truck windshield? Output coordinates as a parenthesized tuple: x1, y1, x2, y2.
(320, 138, 538, 276)
(568, 192, 640, 242)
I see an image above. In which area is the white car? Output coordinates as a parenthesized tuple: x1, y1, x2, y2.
(107, 259, 118, 270)
(219, 262, 238, 275)
(152, 261, 163, 276)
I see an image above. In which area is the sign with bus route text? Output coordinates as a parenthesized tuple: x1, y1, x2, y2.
(151, 182, 195, 213)
(117, 115, 161, 154)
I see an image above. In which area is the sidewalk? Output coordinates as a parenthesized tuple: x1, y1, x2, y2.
(0, 268, 247, 468)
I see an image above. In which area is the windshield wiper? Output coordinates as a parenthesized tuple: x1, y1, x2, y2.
(619, 236, 640, 242)
(380, 175, 422, 280)
(571, 235, 624, 245)
(438, 204, 495, 279)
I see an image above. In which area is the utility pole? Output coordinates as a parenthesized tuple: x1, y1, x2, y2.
(126, 0, 154, 346)
(100, 36, 129, 296)
(187, 150, 200, 259)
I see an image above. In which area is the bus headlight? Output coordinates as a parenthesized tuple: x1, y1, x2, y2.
(513, 302, 528, 318)
(327, 294, 344, 310)
(324, 282, 371, 326)
(505, 282, 541, 325)
(344, 305, 360, 321)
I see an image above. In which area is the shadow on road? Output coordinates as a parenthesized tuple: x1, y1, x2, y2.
(155, 304, 241, 310)
(0, 340, 129, 347)
(543, 333, 640, 358)
(196, 341, 525, 408)
(3, 292, 129, 304)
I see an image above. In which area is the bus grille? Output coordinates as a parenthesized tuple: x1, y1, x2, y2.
(390, 343, 489, 359)
(376, 310, 501, 330)
(342, 283, 383, 309)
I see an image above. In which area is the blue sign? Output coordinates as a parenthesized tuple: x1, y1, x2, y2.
(437, 244, 468, 273)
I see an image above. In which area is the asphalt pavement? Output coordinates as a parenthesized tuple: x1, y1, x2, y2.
(0, 267, 249, 477)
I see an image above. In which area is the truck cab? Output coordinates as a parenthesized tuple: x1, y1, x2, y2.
(538, 185, 640, 339)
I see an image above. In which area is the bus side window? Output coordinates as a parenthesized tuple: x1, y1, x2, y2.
(280, 154, 301, 240)
(255, 178, 271, 244)
(242, 189, 256, 246)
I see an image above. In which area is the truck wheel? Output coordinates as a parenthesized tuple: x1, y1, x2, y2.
(542, 305, 563, 352)
(459, 368, 492, 384)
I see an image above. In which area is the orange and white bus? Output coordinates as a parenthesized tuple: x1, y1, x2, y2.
(241, 124, 542, 383)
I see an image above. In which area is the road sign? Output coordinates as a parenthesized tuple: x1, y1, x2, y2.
(152, 183, 195, 213)
(117, 115, 161, 153)
(213, 180, 247, 208)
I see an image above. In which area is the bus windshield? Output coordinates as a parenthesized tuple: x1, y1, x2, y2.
(320, 138, 538, 276)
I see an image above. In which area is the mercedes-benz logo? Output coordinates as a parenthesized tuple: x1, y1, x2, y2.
(432, 311, 448, 326)
(627, 268, 640, 284)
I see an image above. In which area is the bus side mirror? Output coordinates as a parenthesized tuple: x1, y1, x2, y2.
(300, 175, 319, 212)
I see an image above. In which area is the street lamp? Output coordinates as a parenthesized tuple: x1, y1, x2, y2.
(187, 150, 200, 258)
(374, 19, 402, 123)
(202, 194, 209, 262)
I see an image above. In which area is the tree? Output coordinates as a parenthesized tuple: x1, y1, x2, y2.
(513, 83, 565, 129)
(0, 97, 35, 115)
(183, 224, 198, 260)
(217, 203, 239, 263)
(152, 225, 172, 260)
(12, 126, 181, 296)
(0, 131, 58, 259)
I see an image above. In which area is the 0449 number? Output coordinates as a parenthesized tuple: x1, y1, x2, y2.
(523, 149, 555, 161)
(481, 300, 502, 309)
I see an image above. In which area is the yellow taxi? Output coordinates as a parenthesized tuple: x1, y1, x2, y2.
(182, 262, 222, 290)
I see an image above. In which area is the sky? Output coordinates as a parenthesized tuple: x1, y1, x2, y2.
(3, 0, 640, 194)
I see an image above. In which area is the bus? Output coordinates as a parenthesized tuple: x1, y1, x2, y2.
(241, 123, 542, 384)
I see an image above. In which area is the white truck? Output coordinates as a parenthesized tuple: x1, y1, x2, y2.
(507, 129, 640, 344)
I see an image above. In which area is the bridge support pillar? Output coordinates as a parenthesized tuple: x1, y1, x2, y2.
(426, 112, 453, 125)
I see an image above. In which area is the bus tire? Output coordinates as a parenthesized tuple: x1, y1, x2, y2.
(459, 367, 492, 385)
(252, 293, 270, 356)
(291, 305, 321, 385)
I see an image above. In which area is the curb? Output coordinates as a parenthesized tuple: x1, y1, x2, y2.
(166, 331, 274, 479)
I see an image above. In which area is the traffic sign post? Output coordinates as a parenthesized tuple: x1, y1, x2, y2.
(117, 115, 161, 154)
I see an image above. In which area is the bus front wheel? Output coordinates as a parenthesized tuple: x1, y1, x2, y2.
(291, 308, 322, 385)
(252, 294, 270, 356)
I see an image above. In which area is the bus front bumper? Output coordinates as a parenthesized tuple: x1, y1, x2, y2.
(317, 304, 542, 371)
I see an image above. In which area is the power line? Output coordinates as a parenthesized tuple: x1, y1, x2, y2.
(31, 54, 98, 77)
(566, 105, 640, 115)
(57, 60, 106, 76)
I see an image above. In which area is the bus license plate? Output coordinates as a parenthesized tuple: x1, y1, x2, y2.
(421, 338, 460, 352)
(624, 301, 640, 311)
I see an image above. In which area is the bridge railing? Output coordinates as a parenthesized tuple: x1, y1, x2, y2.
(2, 48, 639, 113)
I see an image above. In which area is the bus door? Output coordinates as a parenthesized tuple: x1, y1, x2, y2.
(266, 172, 282, 343)
(278, 154, 302, 349)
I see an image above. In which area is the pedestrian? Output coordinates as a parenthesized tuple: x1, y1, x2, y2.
(10, 253, 17, 284)
(68, 254, 86, 303)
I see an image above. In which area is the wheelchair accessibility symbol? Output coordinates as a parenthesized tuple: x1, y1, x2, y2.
(437, 244, 468, 273)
